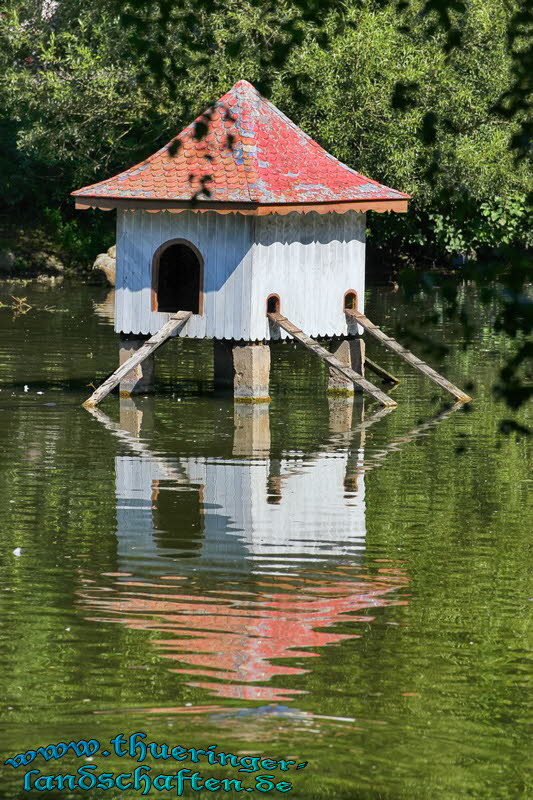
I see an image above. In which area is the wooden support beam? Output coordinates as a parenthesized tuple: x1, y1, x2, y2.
(268, 312, 397, 408)
(364, 357, 400, 385)
(348, 310, 472, 403)
(83, 311, 192, 408)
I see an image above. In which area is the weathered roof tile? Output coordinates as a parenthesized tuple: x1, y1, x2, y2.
(73, 80, 409, 206)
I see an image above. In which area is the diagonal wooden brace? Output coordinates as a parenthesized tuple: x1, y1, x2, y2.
(348, 309, 472, 402)
(267, 312, 397, 408)
(83, 311, 192, 408)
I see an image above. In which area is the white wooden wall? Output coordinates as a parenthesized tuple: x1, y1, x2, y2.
(115, 209, 365, 340)
(251, 211, 365, 339)
(115, 209, 255, 339)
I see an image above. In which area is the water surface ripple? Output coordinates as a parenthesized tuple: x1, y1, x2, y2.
(0, 283, 530, 799)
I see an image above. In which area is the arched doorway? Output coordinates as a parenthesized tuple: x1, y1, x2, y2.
(343, 289, 358, 312)
(152, 239, 203, 314)
(266, 294, 280, 314)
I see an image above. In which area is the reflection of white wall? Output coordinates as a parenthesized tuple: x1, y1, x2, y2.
(249, 453, 366, 564)
(115, 450, 365, 576)
(115, 456, 172, 575)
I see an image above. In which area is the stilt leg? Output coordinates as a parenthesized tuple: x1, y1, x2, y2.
(327, 395, 354, 433)
(344, 399, 366, 494)
(232, 343, 271, 403)
(267, 460, 282, 505)
(213, 340, 234, 390)
(119, 334, 155, 396)
(328, 337, 365, 394)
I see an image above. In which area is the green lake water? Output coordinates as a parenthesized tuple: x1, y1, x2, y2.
(0, 282, 530, 799)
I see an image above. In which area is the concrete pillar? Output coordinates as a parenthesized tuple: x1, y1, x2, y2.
(213, 340, 234, 390)
(119, 334, 154, 396)
(327, 337, 365, 394)
(233, 403, 271, 456)
(232, 343, 271, 403)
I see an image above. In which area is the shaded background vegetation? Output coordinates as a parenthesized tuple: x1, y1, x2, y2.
(0, 0, 530, 267)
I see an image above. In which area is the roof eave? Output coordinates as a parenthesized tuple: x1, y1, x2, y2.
(73, 196, 410, 214)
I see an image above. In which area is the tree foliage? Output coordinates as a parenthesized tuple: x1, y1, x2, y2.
(0, 0, 530, 251)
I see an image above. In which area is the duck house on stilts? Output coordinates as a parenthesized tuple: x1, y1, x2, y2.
(74, 80, 471, 408)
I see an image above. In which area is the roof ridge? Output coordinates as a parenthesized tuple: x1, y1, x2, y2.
(231, 82, 256, 203)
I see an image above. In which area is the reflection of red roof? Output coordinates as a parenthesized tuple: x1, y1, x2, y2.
(72, 80, 409, 215)
(81, 568, 408, 703)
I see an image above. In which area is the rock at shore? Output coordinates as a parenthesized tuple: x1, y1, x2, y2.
(93, 245, 116, 285)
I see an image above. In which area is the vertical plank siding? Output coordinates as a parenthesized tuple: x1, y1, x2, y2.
(115, 209, 365, 340)
(252, 210, 366, 340)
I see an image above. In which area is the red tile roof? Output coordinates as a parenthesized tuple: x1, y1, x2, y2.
(72, 80, 409, 210)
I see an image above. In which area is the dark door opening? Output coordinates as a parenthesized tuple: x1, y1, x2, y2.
(266, 294, 280, 314)
(155, 242, 202, 313)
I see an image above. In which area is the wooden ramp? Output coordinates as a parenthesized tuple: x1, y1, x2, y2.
(83, 311, 192, 408)
(268, 312, 397, 408)
(348, 310, 472, 403)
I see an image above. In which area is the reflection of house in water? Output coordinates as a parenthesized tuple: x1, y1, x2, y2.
(113, 400, 374, 578)
(82, 399, 454, 702)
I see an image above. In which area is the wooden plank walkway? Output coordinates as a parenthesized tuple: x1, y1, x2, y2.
(348, 310, 472, 403)
(268, 312, 397, 408)
(83, 311, 192, 408)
